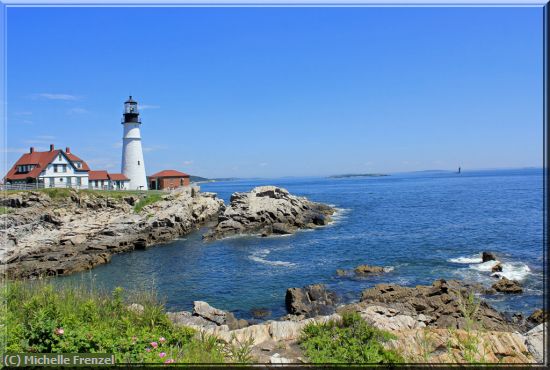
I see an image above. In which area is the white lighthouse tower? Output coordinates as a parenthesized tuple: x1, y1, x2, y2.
(121, 96, 148, 190)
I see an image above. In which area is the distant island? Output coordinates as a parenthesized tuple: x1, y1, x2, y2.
(329, 173, 389, 179)
(190, 176, 241, 183)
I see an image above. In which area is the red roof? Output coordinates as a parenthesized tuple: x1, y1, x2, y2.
(66, 153, 90, 171)
(108, 173, 129, 181)
(4, 148, 90, 181)
(88, 170, 109, 181)
(148, 170, 190, 178)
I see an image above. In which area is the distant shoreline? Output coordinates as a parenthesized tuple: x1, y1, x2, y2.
(329, 173, 389, 179)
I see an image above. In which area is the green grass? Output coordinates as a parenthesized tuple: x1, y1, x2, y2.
(133, 194, 164, 213)
(0, 206, 11, 215)
(299, 312, 403, 364)
(0, 280, 230, 364)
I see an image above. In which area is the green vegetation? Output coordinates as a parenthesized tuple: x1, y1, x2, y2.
(299, 312, 403, 364)
(133, 193, 164, 213)
(0, 281, 245, 364)
(0, 206, 11, 215)
(447, 292, 488, 363)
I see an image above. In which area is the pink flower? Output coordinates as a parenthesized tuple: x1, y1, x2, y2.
(159, 337, 166, 343)
(164, 359, 175, 364)
(150, 341, 158, 349)
(145, 348, 151, 353)
(159, 352, 166, 358)
(54, 328, 64, 336)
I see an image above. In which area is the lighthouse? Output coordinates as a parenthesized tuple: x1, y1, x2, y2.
(121, 96, 148, 190)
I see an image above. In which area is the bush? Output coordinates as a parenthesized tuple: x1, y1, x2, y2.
(133, 194, 163, 213)
(1, 280, 227, 364)
(299, 312, 403, 364)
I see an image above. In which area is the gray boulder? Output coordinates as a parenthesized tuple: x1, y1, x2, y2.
(285, 284, 338, 318)
(492, 277, 523, 294)
(525, 323, 545, 363)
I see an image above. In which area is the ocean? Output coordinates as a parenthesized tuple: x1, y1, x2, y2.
(59, 168, 544, 320)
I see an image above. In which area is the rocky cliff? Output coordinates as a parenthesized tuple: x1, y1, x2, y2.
(1, 187, 223, 278)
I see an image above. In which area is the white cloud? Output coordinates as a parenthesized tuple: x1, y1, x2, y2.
(2, 147, 27, 154)
(23, 135, 56, 145)
(139, 104, 160, 110)
(143, 145, 166, 153)
(259, 162, 268, 167)
(182, 160, 193, 166)
(33, 93, 79, 101)
(85, 158, 118, 170)
(112, 142, 122, 149)
(67, 107, 89, 114)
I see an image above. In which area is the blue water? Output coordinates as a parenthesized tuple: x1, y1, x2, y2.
(60, 168, 544, 319)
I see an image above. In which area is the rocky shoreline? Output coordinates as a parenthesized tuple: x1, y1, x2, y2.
(157, 279, 545, 364)
(1, 186, 335, 279)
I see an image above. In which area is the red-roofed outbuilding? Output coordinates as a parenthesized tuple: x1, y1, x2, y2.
(148, 169, 190, 190)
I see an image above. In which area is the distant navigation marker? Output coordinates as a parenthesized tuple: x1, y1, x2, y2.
(457, 167, 461, 174)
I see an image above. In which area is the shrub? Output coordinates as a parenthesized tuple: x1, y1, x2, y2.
(299, 312, 403, 364)
(133, 194, 163, 213)
(1, 280, 225, 364)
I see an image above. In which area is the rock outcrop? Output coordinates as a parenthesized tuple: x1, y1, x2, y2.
(1, 187, 224, 278)
(482, 251, 497, 262)
(524, 323, 545, 363)
(385, 328, 533, 363)
(203, 186, 335, 240)
(354, 264, 385, 275)
(492, 278, 523, 294)
(359, 279, 515, 331)
(285, 284, 338, 318)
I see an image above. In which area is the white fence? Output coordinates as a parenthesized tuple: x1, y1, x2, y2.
(1, 183, 140, 192)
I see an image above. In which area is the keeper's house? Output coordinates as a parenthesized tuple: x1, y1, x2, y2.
(4, 145, 129, 190)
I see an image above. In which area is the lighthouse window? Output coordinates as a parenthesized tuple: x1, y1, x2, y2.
(138, 161, 140, 166)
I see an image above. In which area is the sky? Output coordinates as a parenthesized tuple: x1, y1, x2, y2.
(4, 6, 543, 178)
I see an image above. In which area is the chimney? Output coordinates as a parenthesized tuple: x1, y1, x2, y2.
(49, 144, 54, 152)
(66, 147, 71, 154)
(30, 147, 34, 153)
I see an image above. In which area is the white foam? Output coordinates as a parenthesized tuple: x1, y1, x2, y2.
(469, 260, 500, 272)
(383, 266, 395, 272)
(248, 249, 296, 268)
(449, 255, 483, 264)
(491, 262, 531, 281)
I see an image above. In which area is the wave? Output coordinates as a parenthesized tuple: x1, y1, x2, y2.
(383, 266, 395, 273)
(449, 253, 533, 282)
(448, 255, 483, 264)
(469, 260, 500, 272)
(248, 248, 296, 268)
(491, 262, 531, 281)
(328, 207, 351, 225)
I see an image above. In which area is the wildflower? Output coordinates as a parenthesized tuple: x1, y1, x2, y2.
(145, 348, 151, 353)
(132, 336, 137, 342)
(159, 337, 166, 343)
(54, 328, 64, 336)
(150, 341, 158, 349)
(159, 352, 166, 358)
(164, 359, 175, 364)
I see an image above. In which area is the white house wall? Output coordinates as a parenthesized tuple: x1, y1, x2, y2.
(40, 152, 89, 188)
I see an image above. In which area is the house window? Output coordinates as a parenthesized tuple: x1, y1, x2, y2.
(76, 177, 81, 186)
(58, 154, 62, 161)
(59, 177, 63, 182)
(54, 165, 58, 173)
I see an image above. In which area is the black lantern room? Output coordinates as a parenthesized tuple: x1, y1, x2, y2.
(123, 96, 140, 123)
